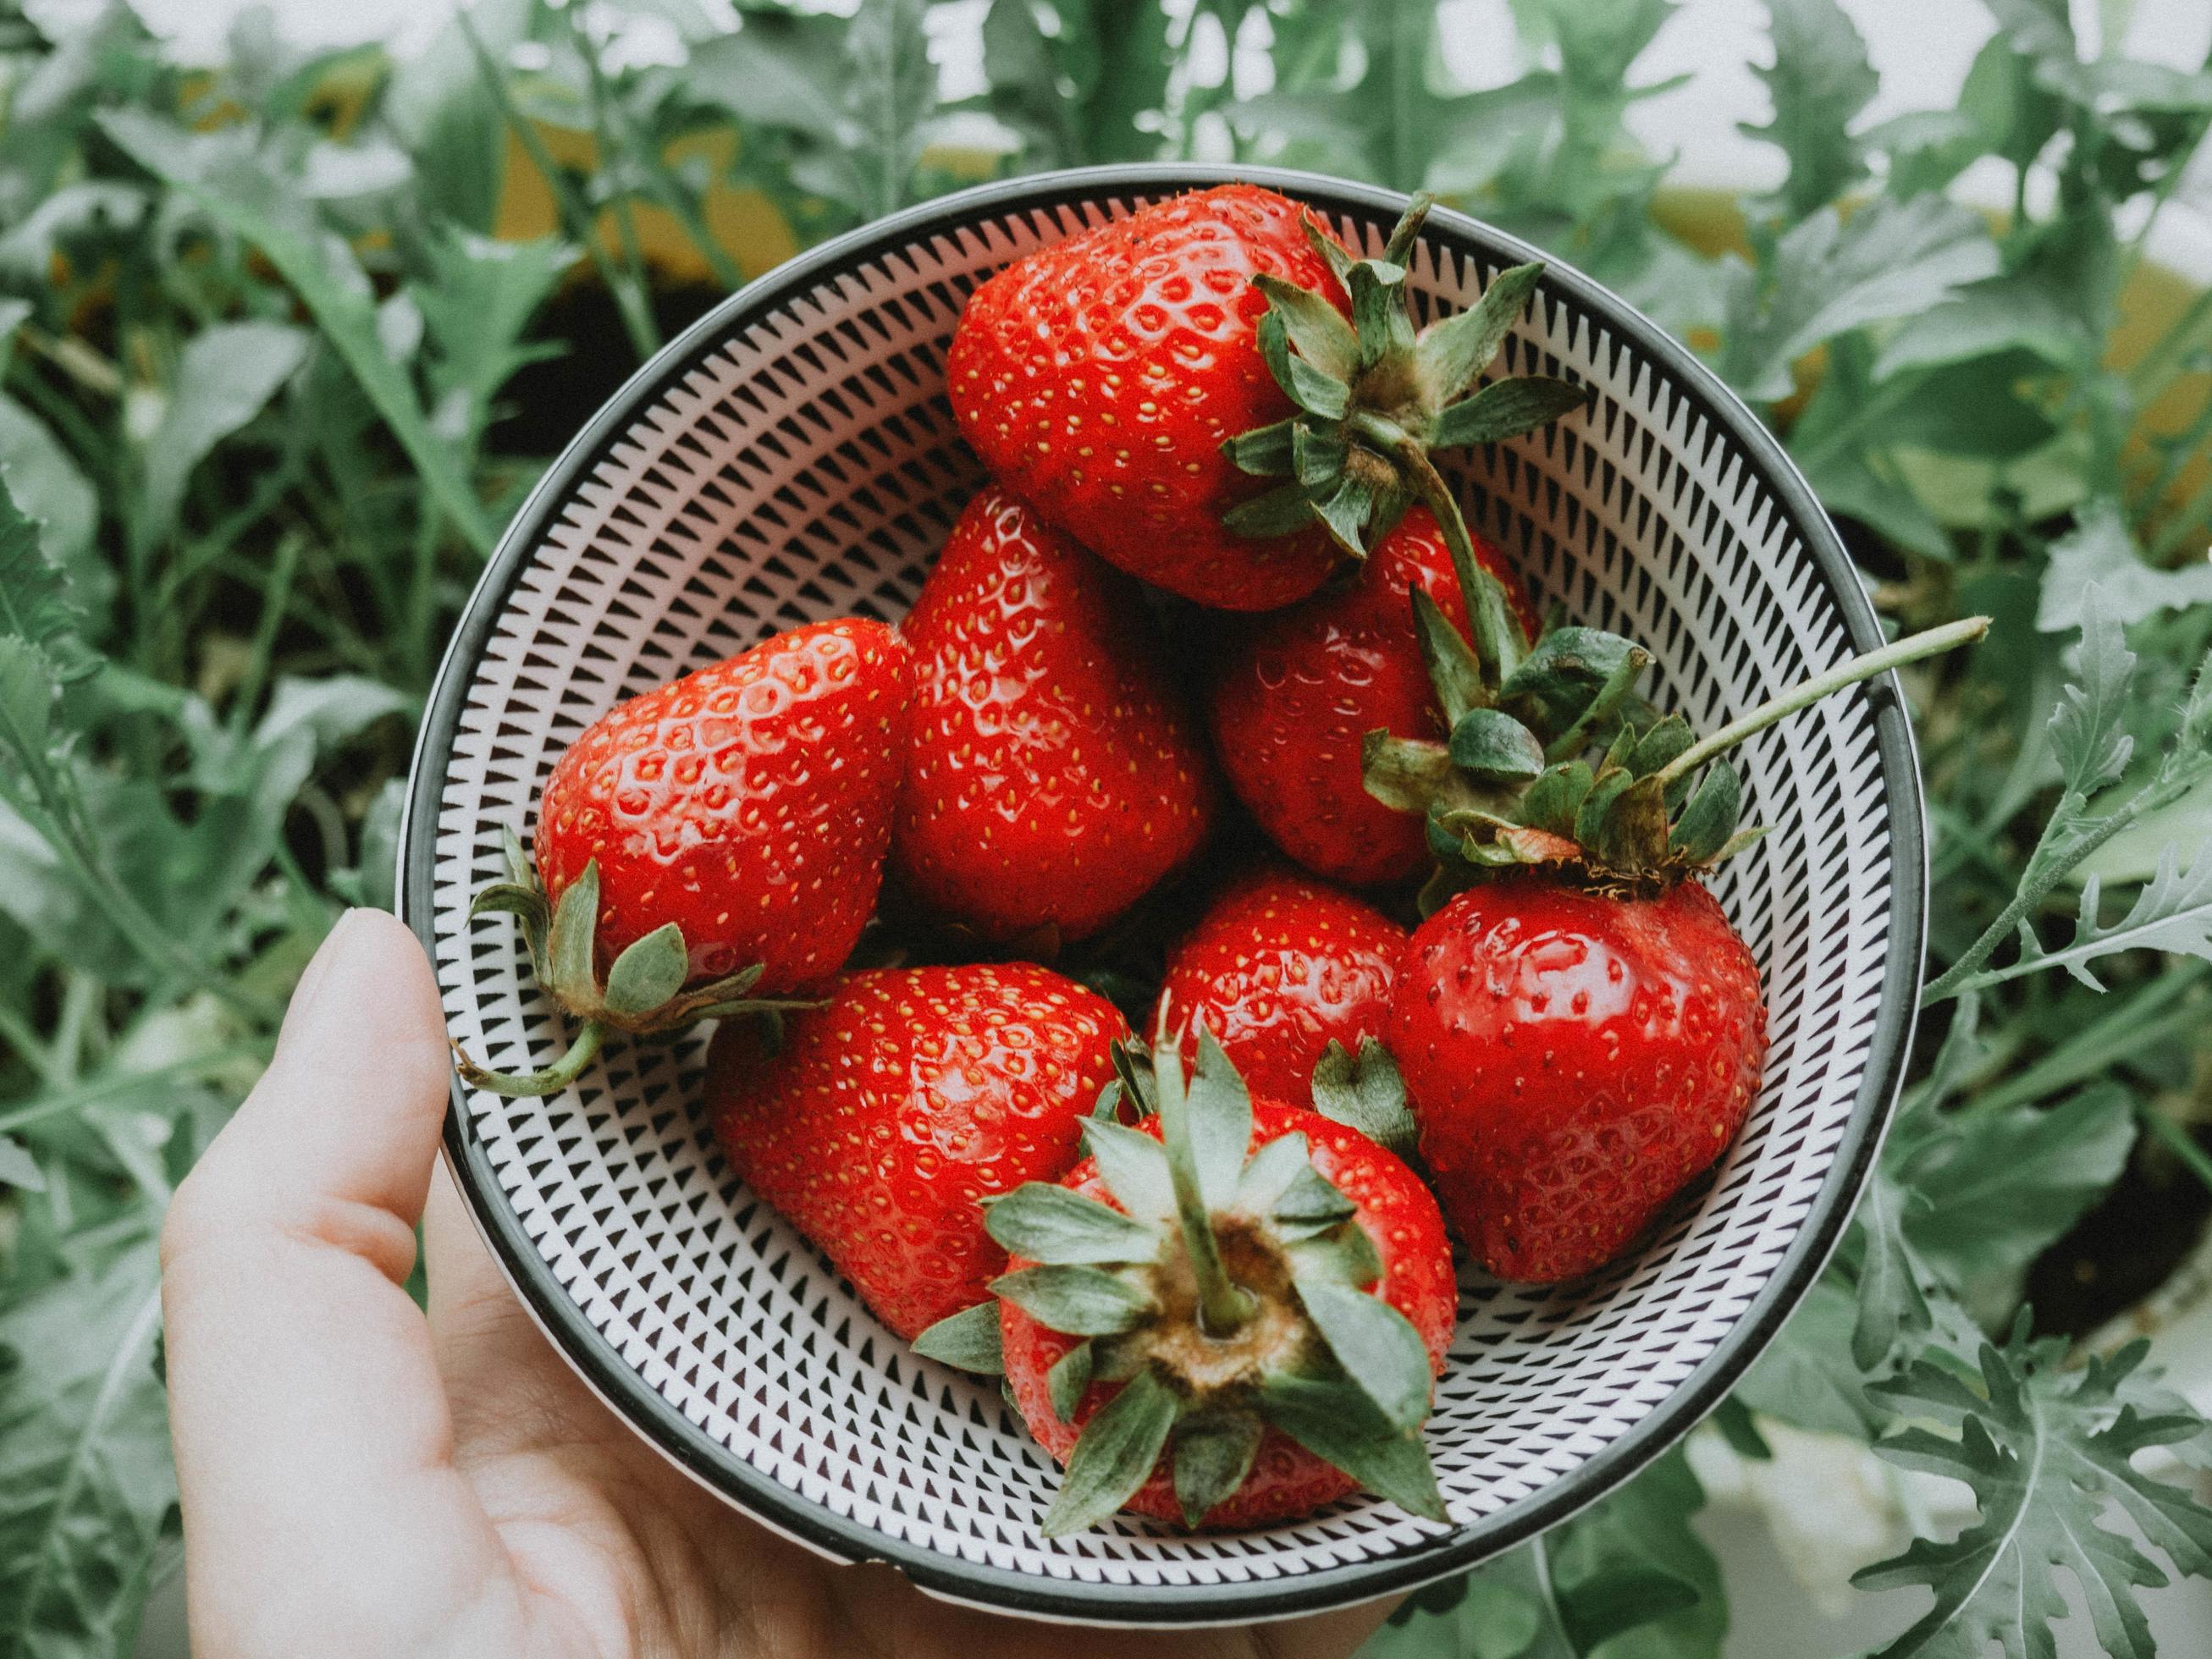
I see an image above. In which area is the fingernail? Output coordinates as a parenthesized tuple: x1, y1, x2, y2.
(276, 910, 371, 1056)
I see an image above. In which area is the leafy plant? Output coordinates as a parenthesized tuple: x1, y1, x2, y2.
(1, 1, 2210, 1656)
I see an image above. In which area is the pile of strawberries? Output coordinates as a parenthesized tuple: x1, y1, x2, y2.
(462, 185, 1980, 1537)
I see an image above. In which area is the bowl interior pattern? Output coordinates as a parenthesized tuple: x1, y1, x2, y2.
(403, 166, 1919, 1623)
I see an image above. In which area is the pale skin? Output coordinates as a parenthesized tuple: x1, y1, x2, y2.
(160, 908, 1395, 1658)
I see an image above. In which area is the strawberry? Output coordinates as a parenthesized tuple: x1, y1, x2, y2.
(1151, 864, 1406, 1103)
(1353, 518, 1988, 1279)
(893, 486, 1215, 942)
(1389, 877, 1764, 1281)
(706, 963, 1128, 1342)
(461, 619, 912, 1097)
(917, 1033, 1454, 1533)
(1209, 507, 1539, 886)
(950, 185, 1586, 610)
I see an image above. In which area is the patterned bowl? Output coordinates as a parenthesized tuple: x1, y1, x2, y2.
(399, 163, 1924, 1626)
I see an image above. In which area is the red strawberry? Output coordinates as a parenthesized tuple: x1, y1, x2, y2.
(950, 186, 1586, 611)
(1354, 537, 1985, 1278)
(917, 1036, 1454, 1534)
(1151, 864, 1406, 1102)
(893, 487, 1214, 941)
(1388, 878, 1765, 1281)
(1210, 508, 1538, 886)
(461, 619, 912, 1097)
(707, 963, 1128, 1342)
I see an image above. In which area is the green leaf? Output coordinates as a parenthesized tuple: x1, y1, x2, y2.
(1255, 309, 1352, 421)
(1412, 262, 1546, 405)
(912, 1302, 1005, 1374)
(1172, 1414, 1262, 1528)
(1285, 1215, 1385, 1287)
(1718, 195, 2000, 402)
(0, 396, 98, 596)
(1252, 273, 1359, 381)
(1362, 731, 1456, 813)
(1428, 376, 1590, 449)
(2038, 501, 2212, 634)
(2001, 842, 2212, 991)
(1739, 0, 1878, 223)
(1223, 417, 1298, 478)
(141, 320, 309, 539)
(599, 923, 689, 1022)
(1271, 1164, 1358, 1235)
(1450, 708, 1547, 782)
(1411, 587, 1487, 726)
(1851, 1162, 1937, 1374)
(1856, 1331, 2212, 1659)
(1233, 1130, 1312, 1215)
(95, 111, 495, 556)
(1296, 1277, 1432, 1432)
(1898, 1085, 2137, 1315)
(1041, 1369, 1178, 1536)
(1498, 628, 1648, 742)
(1735, 1278, 1885, 1438)
(990, 1265, 1152, 1337)
(1308, 1038, 1420, 1159)
(0, 1136, 43, 1192)
(1046, 1339, 1094, 1424)
(984, 1182, 1158, 1265)
(1185, 1028, 1255, 1209)
(1667, 762, 1744, 863)
(409, 229, 576, 457)
(1259, 1371, 1446, 1522)
(0, 1234, 175, 1659)
(1078, 1116, 1175, 1222)
(542, 860, 602, 1008)
(1222, 481, 1319, 539)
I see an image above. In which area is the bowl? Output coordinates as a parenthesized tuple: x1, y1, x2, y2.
(397, 163, 1925, 1626)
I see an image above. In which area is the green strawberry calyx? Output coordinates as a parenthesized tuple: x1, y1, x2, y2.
(913, 1022, 1446, 1535)
(1224, 194, 1585, 626)
(454, 826, 817, 1099)
(1364, 586, 1991, 910)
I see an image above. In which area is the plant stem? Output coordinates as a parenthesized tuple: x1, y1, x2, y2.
(2137, 1100, 2212, 1199)
(458, 13, 660, 363)
(1654, 617, 1992, 791)
(1150, 1048, 1252, 1337)
(1963, 963, 2204, 1117)
(453, 1018, 605, 1099)
(1392, 438, 1528, 684)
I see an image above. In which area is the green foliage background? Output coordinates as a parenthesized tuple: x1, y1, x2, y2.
(2, 0, 2210, 1653)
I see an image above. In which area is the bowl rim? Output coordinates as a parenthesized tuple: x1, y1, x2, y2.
(398, 160, 1928, 1627)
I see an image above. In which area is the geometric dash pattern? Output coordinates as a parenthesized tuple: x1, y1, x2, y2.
(400, 165, 1920, 1625)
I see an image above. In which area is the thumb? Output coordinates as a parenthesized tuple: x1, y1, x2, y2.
(162, 909, 501, 1654)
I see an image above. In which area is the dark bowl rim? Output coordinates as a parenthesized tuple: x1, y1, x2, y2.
(398, 160, 1928, 1627)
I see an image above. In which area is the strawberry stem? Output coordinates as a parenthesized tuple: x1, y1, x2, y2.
(452, 1018, 606, 1099)
(1652, 616, 1992, 790)
(1392, 439, 1529, 684)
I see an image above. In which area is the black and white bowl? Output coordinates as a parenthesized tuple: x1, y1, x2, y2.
(399, 163, 1924, 1626)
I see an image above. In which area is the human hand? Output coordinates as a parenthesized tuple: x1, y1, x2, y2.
(160, 909, 1396, 1658)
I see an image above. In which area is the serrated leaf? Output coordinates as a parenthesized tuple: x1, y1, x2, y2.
(990, 1266, 1152, 1337)
(2038, 501, 2212, 634)
(2005, 843, 2212, 991)
(0, 476, 83, 657)
(1856, 1331, 2212, 1659)
(1308, 1037, 1420, 1158)
(911, 1301, 1004, 1374)
(985, 1182, 1158, 1265)
(1296, 1276, 1432, 1432)
(1041, 1369, 1178, 1536)
(1740, 0, 1878, 223)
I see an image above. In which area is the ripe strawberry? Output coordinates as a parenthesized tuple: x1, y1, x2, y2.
(893, 487, 1214, 942)
(1389, 877, 1764, 1281)
(707, 963, 1128, 1342)
(1356, 535, 1988, 1279)
(950, 185, 1586, 610)
(1151, 864, 1406, 1102)
(1210, 507, 1538, 886)
(461, 619, 912, 1097)
(917, 1033, 1454, 1533)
